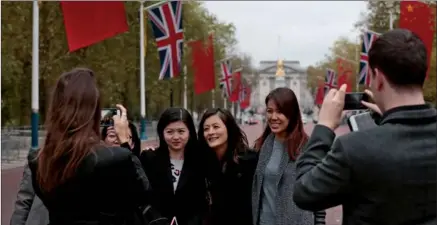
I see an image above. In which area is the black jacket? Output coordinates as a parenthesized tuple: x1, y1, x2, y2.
(133, 147, 207, 225)
(206, 148, 258, 225)
(294, 104, 437, 225)
(28, 146, 150, 225)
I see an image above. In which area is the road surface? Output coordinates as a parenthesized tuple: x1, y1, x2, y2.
(1, 123, 349, 225)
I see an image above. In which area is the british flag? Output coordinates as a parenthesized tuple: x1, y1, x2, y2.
(358, 30, 379, 86)
(148, 1, 183, 80)
(324, 68, 337, 95)
(219, 59, 233, 98)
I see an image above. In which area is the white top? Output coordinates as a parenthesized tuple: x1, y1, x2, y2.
(170, 159, 184, 192)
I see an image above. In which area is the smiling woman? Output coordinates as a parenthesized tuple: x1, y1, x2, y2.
(198, 108, 258, 225)
(252, 87, 326, 225)
(132, 107, 208, 225)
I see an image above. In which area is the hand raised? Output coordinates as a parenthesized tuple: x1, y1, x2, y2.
(113, 104, 130, 143)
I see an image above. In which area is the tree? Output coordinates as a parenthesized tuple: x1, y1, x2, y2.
(306, 37, 360, 92)
(1, 1, 242, 126)
(355, 0, 436, 105)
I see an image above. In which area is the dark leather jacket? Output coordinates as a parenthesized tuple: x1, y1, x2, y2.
(28, 146, 150, 225)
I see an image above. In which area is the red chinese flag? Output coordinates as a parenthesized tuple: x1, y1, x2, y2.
(229, 71, 241, 102)
(190, 34, 216, 94)
(61, 1, 129, 52)
(399, 0, 435, 78)
(314, 80, 324, 105)
(240, 86, 251, 109)
(337, 58, 353, 92)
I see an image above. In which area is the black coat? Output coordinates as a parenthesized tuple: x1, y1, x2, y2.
(28, 146, 150, 225)
(134, 147, 208, 225)
(294, 104, 437, 225)
(206, 148, 258, 225)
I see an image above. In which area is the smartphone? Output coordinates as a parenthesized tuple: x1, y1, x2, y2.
(344, 92, 370, 110)
(347, 111, 378, 132)
(100, 108, 121, 127)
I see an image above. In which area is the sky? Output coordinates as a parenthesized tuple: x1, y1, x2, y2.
(204, 1, 368, 68)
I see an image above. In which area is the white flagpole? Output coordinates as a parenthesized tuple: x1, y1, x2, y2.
(31, 0, 39, 151)
(389, 11, 394, 30)
(237, 101, 241, 124)
(212, 90, 216, 108)
(355, 34, 360, 92)
(231, 102, 235, 116)
(139, 2, 147, 140)
(183, 65, 188, 109)
(223, 98, 227, 110)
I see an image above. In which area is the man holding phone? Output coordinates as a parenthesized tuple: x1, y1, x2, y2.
(293, 29, 436, 225)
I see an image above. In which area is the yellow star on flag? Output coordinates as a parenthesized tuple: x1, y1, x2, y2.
(407, 4, 414, 12)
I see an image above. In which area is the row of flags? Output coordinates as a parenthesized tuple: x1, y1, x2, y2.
(58, 1, 251, 109)
(315, 0, 435, 105)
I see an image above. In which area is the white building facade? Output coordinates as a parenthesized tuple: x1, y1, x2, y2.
(251, 60, 314, 112)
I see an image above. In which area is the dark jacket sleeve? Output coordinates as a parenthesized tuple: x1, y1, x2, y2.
(10, 163, 34, 225)
(293, 125, 352, 211)
(127, 153, 152, 205)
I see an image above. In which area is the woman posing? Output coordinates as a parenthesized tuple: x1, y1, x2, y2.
(27, 68, 150, 225)
(198, 108, 258, 225)
(134, 107, 207, 225)
(252, 87, 326, 225)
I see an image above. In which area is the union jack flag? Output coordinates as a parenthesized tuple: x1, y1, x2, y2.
(219, 59, 233, 98)
(358, 30, 379, 86)
(148, 1, 183, 80)
(324, 69, 337, 95)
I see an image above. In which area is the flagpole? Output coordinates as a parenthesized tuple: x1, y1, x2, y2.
(212, 90, 216, 108)
(183, 65, 188, 109)
(139, 2, 147, 140)
(31, 0, 39, 151)
(237, 101, 241, 124)
(355, 34, 360, 92)
(231, 102, 235, 116)
(223, 98, 227, 110)
(389, 10, 394, 30)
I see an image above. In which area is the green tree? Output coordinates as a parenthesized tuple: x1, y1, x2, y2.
(1, 1, 242, 126)
(355, 0, 436, 104)
(306, 37, 360, 92)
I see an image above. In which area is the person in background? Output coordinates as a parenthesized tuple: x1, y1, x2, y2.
(102, 118, 141, 156)
(293, 29, 436, 225)
(252, 87, 325, 225)
(27, 68, 150, 225)
(10, 163, 48, 225)
(133, 107, 207, 225)
(198, 108, 258, 225)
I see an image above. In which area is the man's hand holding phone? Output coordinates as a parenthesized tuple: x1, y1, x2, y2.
(361, 89, 382, 115)
(318, 84, 348, 131)
(113, 104, 130, 144)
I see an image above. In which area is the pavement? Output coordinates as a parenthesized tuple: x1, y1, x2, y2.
(1, 123, 350, 225)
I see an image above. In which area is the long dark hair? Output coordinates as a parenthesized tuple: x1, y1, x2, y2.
(255, 87, 308, 160)
(198, 108, 249, 164)
(156, 107, 198, 158)
(37, 68, 101, 192)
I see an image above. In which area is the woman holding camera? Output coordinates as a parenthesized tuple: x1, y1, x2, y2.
(27, 68, 150, 225)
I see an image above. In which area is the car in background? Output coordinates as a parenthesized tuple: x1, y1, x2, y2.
(242, 113, 258, 125)
(301, 113, 309, 124)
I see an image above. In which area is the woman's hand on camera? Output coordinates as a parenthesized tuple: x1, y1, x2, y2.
(113, 104, 130, 144)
